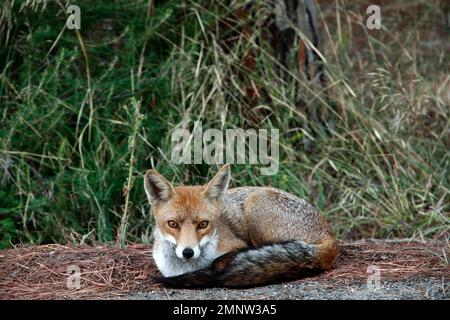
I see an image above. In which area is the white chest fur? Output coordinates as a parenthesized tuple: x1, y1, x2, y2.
(152, 228, 221, 277)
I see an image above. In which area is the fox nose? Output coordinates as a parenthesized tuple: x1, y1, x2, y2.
(182, 248, 194, 259)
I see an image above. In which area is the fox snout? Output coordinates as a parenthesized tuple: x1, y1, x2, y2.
(175, 245, 201, 260)
(182, 248, 194, 259)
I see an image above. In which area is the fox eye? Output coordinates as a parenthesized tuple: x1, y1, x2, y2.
(167, 220, 179, 229)
(198, 221, 209, 229)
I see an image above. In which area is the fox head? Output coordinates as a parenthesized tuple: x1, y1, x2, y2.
(144, 164, 230, 261)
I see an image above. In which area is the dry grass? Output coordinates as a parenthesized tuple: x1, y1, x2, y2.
(0, 244, 157, 299)
(0, 240, 448, 299)
(312, 239, 449, 287)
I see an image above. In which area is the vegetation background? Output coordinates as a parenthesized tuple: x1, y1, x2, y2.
(0, 0, 448, 250)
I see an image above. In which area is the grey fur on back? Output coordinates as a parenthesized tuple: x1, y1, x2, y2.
(223, 187, 332, 243)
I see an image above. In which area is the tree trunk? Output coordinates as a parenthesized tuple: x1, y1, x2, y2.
(270, 0, 325, 87)
(216, 0, 327, 126)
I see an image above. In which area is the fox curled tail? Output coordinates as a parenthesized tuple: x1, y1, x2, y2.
(153, 239, 338, 288)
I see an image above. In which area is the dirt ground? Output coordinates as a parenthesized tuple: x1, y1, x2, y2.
(0, 239, 448, 300)
(127, 278, 448, 300)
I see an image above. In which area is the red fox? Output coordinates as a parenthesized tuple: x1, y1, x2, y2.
(144, 164, 338, 288)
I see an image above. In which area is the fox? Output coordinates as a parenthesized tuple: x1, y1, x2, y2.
(143, 164, 338, 288)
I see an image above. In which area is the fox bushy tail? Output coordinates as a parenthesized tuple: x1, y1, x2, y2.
(153, 240, 337, 288)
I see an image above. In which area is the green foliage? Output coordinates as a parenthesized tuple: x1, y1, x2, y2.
(0, 0, 448, 249)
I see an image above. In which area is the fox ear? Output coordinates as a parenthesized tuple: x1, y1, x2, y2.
(203, 164, 230, 202)
(144, 170, 175, 204)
